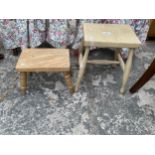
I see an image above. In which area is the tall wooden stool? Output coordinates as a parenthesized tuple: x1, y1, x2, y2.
(16, 48, 74, 94)
(75, 23, 141, 94)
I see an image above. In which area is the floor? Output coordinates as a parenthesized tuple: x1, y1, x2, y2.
(0, 43, 155, 135)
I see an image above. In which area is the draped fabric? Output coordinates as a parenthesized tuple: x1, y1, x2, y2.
(0, 19, 45, 49)
(28, 19, 46, 48)
(0, 19, 150, 50)
(46, 19, 77, 48)
(0, 19, 23, 49)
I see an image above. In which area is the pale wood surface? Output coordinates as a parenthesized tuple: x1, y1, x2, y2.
(16, 48, 70, 72)
(117, 53, 125, 71)
(120, 49, 134, 94)
(79, 51, 83, 68)
(84, 23, 141, 48)
(20, 72, 27, 94)
(64, 72, 75, 93)
(87, 60, 120, 65)
(112, 49, 119, 68)
(75, 48, 90, 91)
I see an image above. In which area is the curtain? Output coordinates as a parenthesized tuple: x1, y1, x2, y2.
(0, 19, 150, 50)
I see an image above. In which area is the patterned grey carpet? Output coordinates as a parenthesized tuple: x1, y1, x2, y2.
(0, 43, 155, 135)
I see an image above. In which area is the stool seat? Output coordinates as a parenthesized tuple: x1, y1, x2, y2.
(84, 23, 141, 48)
(16, 48, 70, 72)
(16, 48, 74, 94)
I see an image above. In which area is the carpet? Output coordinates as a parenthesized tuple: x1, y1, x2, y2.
(0, 43, 155, 134)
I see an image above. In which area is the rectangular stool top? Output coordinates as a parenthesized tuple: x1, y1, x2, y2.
(84, 23, 141, 48)
(16, 48, 70, 72)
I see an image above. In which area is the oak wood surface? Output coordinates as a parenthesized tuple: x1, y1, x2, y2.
(16, 48, 70, 72)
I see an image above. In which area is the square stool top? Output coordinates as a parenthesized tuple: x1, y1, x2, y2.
(84, 23, 141, 48)
(16, 48, 70, 72)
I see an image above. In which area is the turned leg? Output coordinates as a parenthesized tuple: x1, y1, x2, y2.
(120, 49, 134, 94)
(20, 72, 28, 94)
(130, 58, 155, 93)
(64, 71, 74, 94)
(75, 47, 90, 91)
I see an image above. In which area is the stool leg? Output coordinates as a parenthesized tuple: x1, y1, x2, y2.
(130, 58, 155, 93)
(20, 72, 27, 95)
(64, 72, 74, 94)
(112, 49, 119, 68)
(120, 48, 134, 94)
(75, 47, 89, 91)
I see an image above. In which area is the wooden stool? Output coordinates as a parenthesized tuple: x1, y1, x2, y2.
(75, 23, 141, 94)
(16, 48, 74, 94)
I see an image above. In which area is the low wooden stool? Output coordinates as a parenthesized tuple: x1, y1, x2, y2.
(75, 23, 141, 94)
(16, 48, 74, 94)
